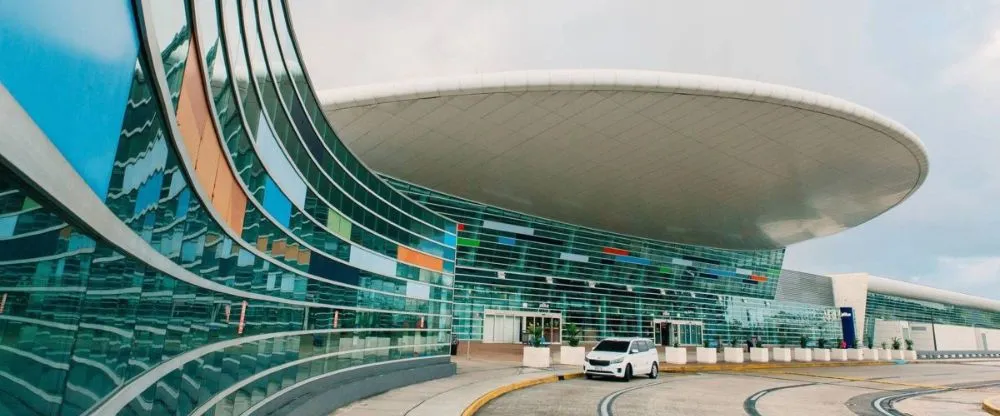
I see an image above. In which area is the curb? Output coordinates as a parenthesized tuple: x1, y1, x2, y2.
(985, 395, 1000, 416)
(659, 360, 895, 373)
(460, 361, 896, 415)
(461, 372, 583, 416)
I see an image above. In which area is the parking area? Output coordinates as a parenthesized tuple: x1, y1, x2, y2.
(477, 361, 1000, 416)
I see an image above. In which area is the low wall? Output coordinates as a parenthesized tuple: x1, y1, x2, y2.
(255, 356, 456, 416)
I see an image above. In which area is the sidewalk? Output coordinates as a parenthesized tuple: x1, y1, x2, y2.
(331, 358, 579, 416)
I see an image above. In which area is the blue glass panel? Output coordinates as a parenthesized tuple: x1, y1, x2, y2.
(262, 177, 292, 227)
(0, 215, 15, 237)
(257, 116, 307, 208)
(0, 0, 139, 199)
(614, 255, 651, 266)
(133, 171, 164, 216)
(308, 254, 359, 286)
(497, 236, 516, 246)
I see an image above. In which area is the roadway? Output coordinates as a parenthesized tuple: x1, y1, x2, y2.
(477, 361, 1000, 416)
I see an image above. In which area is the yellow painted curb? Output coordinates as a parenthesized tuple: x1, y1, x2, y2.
(984, 395, 1000, 416)
(659, 360, 893, 373)
(461, 372, 584, 416)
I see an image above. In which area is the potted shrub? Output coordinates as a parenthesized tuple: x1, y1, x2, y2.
(813, 338, 831, 362)
(723, 338, 744, 363)
(889, 337, 904, 360)
(696, 339, 716, 364)
(793, 335, 812, 362)
(904, 339, 917, 360)
(558, 323, 586, 366)
(665, 339, 686, 364)
(522, 325, 551, 368)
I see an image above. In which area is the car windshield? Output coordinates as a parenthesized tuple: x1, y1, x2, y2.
(593, 340, 631, 352)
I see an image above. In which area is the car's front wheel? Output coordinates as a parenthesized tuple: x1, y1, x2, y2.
(622, 364, 632, 382)
(648, 362, 658, 379)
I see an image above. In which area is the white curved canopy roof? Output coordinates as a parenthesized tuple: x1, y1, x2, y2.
(321, 69, 928, 250)
(867, 276, 1000, 313)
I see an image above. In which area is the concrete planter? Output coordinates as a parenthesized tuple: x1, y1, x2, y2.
(695, 347, 717, 364)
(522, 346, 551, 368)
(750, 348, 769, 362)
(890, 350, 904, 360)
(793, 348, 813, 362)
(879, 349, 893, 361)
(831, 349, 848, 361)
(558, 346, 586, 366)
(904, 350, 917, 360)
(812, 348, 831, 362)
(771, 348, 791, 362)
(664, 347, 687, 364)
(846, 348, 864, 361)
(865, 348, 879, 361)
(723, 347, 744, 363)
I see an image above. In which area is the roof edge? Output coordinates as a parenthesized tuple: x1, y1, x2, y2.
(319, 69, 929, 220)
(863, 274, 1000, 314)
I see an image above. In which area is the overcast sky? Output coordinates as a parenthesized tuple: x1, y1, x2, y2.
(289, 0, 1000, 299)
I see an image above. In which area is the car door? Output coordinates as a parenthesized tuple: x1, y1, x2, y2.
(646, 340, 658, 368)
(633, 340, 651, 373)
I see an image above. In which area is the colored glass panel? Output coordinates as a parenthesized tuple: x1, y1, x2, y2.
(0, 0, 139, 199)
(602, 247, 630, 256)
(397, 245, 444, 272)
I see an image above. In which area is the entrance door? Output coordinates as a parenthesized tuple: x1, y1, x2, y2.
(660, 320, 704, 346)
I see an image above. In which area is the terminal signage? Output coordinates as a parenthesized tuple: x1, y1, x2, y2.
(840, 307, 857, 347)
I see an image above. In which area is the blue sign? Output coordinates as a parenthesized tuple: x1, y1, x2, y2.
(840, 307, 857, 347)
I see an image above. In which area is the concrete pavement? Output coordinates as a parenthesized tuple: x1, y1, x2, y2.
(331, 359, 580, 416)
(478, 361, 1000, 415)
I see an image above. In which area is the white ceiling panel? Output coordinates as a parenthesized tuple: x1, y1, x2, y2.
(320, 70, 928, 250)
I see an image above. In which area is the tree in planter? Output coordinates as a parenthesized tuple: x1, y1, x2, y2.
(880, 341, 888, 350)
(672, 340, 680, 348)
(835, 338, 844, 349)
(891, 337, 901, 350)
(564, 323, 582, 347)
(905, 339, 914, 351)
(730, 338, 740, 348)
(799, 335, 808, 348)
(528, 325, 544, 348)
(818, 338, 828, 349)
(703, 340, 710, 348)
(852, 339, 860, 349)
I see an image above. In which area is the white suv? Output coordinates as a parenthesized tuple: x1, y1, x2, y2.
(584, 337, 659, 381)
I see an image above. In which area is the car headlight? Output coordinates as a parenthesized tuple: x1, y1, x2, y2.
(611, 356, 624, 364)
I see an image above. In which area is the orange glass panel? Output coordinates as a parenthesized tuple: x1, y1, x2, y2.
(194, 122, 221, 193)
(256, 236, 268, 252)
(396, 245, 443, 272)
(175, 92, 202, 161)
(229, 186, 248, 235)
(211, 157, 233, 222)
(298, 249, 311, 265)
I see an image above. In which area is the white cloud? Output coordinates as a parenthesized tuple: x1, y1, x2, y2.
(942, 30, 1000, 101)
(911, 257, 1000, 299)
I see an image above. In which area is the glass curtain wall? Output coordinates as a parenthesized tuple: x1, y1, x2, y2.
(0, 0, 455, 414)
(386, 177, 842, 346)
(864, 292, 1000, 346)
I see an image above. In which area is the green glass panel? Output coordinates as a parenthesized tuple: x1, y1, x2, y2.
(458, 238, 480, 247)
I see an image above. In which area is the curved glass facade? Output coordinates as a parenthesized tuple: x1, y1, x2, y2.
(0, 0, 454, 415)
(387, 177, 843, 346)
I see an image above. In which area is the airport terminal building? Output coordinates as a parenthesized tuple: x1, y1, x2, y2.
(0, 0, 998, 415)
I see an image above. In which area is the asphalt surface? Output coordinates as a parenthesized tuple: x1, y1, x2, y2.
(477, 361, 1000, 416)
